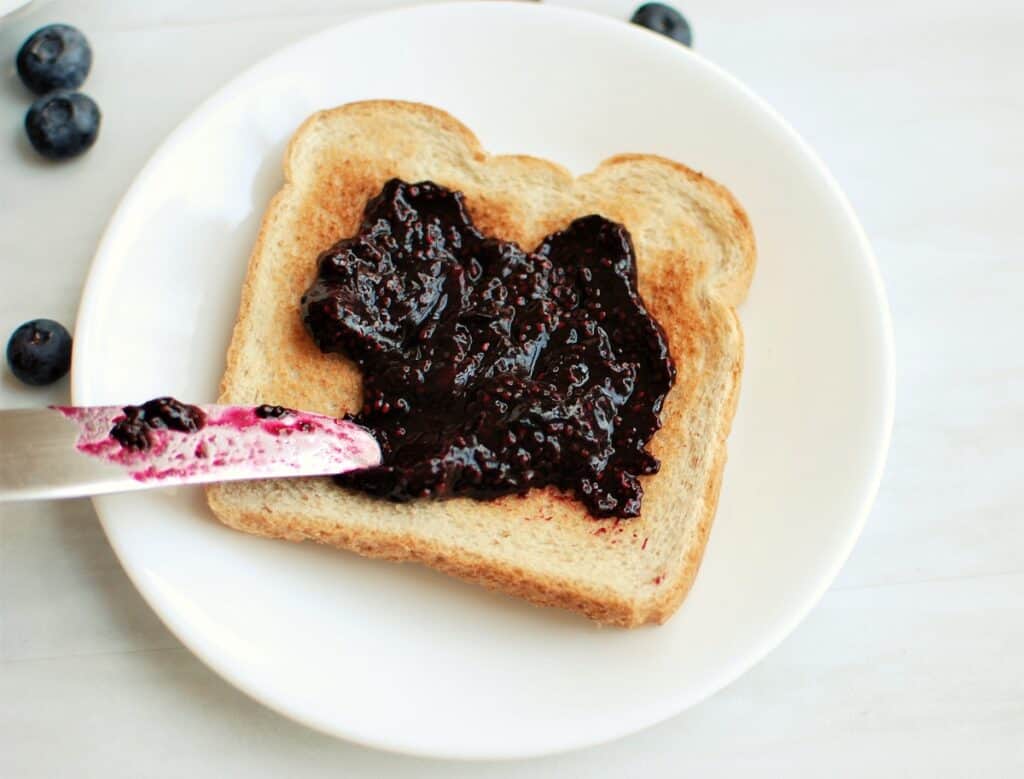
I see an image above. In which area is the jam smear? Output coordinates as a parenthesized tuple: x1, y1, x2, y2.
(301, 179, 675, 518)
(110, 397, 207, 451)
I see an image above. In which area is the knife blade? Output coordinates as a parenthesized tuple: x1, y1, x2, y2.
(0, 402, 381, 502)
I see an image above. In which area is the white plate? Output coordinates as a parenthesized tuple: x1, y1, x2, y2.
(72, 1, 893, 760)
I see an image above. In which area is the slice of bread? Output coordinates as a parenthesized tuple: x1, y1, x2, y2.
(206, 100, 755, 627)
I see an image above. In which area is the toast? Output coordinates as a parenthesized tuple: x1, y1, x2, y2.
(206, 100, 755, 627)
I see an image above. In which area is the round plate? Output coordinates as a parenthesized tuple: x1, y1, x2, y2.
(72, 1, 893, 760)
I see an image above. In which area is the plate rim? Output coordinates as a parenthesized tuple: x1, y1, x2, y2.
(70, 0, 895, 760)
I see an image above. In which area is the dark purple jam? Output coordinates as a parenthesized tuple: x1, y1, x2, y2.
(301, 179, 675, 518)
(110, 397, 206, 451)
(254, 404, 291, 419)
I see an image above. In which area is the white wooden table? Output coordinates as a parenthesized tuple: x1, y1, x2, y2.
(2, 1, 1022, 775)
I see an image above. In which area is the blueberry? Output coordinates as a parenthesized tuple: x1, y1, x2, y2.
(25, 90, 101, 160)
(16, 24, 93, 94)
(631, 3, 693, 47)
(6, 319, 73, 386)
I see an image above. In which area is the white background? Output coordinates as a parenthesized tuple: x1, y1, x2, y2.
(1, 0, 1021, 776)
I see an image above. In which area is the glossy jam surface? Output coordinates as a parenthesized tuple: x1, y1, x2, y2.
(110, 397, 206, 450)
(301, 179, 675, 518)
(254, 404, 291, 419)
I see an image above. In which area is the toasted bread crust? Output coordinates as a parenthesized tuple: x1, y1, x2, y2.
(207, 100, 755, 627)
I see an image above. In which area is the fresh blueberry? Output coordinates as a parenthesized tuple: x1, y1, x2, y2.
(16, 23, 93, 94)
(6, 319, 73, 386)
(25, 90, 101, 160)
(631, 3, 693, 47)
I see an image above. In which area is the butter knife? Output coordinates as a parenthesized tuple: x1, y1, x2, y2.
(0, 400, 381, 502)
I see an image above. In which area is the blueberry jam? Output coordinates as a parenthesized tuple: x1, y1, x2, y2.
(301, 179, 675, 518)
(110, 397, 207, 451)
(254, 404, 292, 419)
